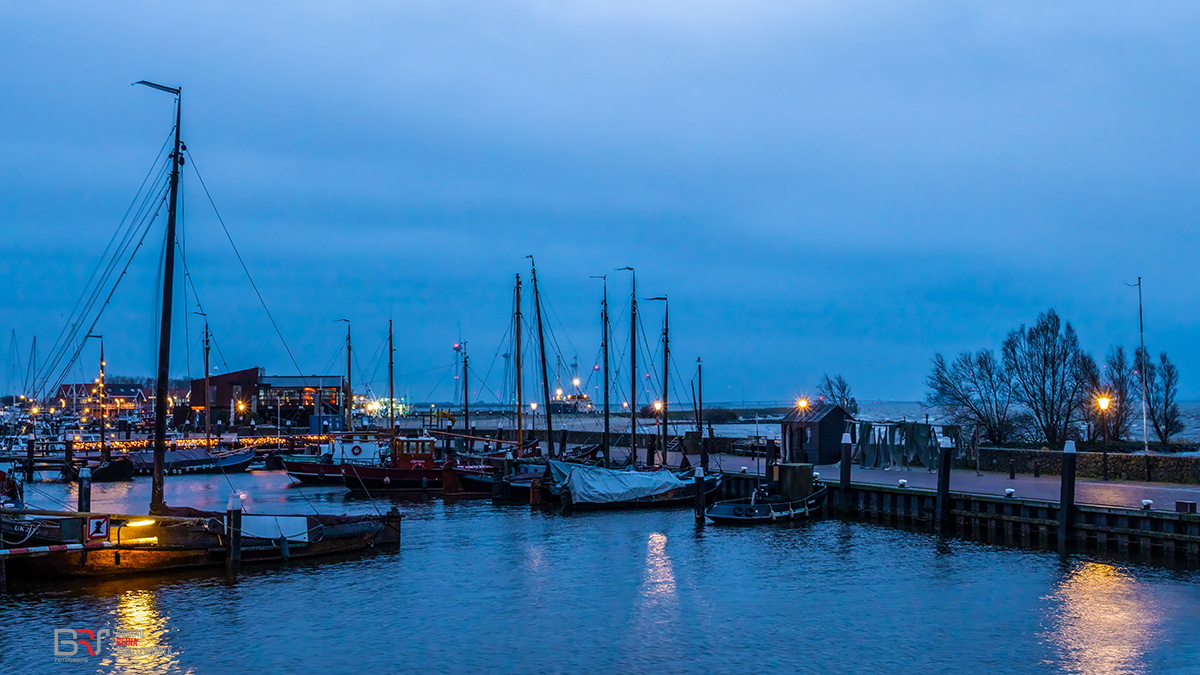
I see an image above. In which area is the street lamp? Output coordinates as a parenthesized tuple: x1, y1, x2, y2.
(1098, 396, 1111, 480)
(797, 398, 809, 409)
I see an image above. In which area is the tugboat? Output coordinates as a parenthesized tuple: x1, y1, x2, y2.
(342, 436, 442, 492)
(705, 464, 827, 525)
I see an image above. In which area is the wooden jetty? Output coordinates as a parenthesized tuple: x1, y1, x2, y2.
(714, 438, 1200, 565)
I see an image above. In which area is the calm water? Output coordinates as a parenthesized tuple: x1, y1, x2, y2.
(5, 471, 1200, 674)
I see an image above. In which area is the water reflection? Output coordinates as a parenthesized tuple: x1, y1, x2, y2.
(1045, 562, 1159, 675)
(101, 589, 183, 674)
(637, 532, 678, 617)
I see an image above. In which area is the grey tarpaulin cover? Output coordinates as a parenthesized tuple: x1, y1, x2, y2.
(549, 460, 686, 504)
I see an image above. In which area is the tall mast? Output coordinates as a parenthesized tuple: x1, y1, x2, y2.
(602, 281, 610, 468)
(647, 295, 668, 467)
(529, 257, 554, 458)
(514, 275, 523, 454)
(137, 80, 183, 513)
(697, 357, 706, 472)
(99, 338, 107, 462)
(203, 321, 211, 451)
(388, 320, 394, 451)
(345, 322, 353, 432)
(591, 275, 610, 467)
(619, 267, 637, 465)
(662, 299, 668, 467)
(462, 343, 469, 434)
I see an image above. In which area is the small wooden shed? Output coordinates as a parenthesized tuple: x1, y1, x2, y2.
(779, 403, 852, 465)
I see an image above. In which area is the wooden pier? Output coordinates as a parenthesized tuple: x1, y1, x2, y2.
(716, 469, 1200, 565)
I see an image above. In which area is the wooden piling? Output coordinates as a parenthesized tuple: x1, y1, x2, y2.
(226, 493, 242, 575)
(693, 468, 705, 522)
(839, 433, 852, 513)
(24, 434, 34, 482)
(934, 437, 952, 534)
(1058, 441, 1077, 553)
(77, 467, 92, 513)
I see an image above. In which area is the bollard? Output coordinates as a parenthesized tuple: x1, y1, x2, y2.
(25, 433, 34, 483)
(1005, 488, 1016, 498)
(839, 432, 852, 513)
(1058, 441, 1077, 553)
(226, 493, 242, 575)
(1009, 458, 1015, 480)
(77, 467, 92, 514)
(1142, 500, 1153, 510)
(64, 439, 74, 467)
(934, 437, 952, 534)
(693, 467, 705, 522)
(1033, 460, 1040, 478)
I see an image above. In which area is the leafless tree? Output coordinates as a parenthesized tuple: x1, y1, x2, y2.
(817, 374, 858, 415)
(925, 349, 1015, 444)
(1002, 309, 1088, 446)
(1138, 348, 1185, 443)
(1103, 346, 1138, 441)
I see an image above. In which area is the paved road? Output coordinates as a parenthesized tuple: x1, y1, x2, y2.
(602, 446, 1200, 511)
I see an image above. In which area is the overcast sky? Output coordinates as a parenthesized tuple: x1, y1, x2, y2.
(2, 1, 1199, 406)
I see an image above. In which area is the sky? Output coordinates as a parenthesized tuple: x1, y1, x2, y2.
(2, 1, 1199, 406)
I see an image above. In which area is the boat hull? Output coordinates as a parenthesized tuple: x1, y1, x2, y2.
(343, 464, 443, 492)
(4, 513, 401, 579)
(281, 460, 345, 483)
(705, 484, 828, 525)
(562, 475, 723, 512)
(62, 458, 136, 482)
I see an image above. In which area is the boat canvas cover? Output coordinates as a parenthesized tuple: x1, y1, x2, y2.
(548, 460, 686, 504)
(231, 515, 310, 543)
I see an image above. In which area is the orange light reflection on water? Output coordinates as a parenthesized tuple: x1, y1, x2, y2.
(1045, 562, 1159, 675)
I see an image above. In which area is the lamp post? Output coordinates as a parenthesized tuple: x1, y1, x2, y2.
(1098, 396, 1111, 481)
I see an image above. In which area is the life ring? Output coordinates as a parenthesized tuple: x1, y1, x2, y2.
(351, 445, 363, 456)
(733, 506, 746, 517)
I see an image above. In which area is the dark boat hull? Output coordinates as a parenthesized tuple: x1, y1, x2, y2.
(62, 458, 136, 482)
(705, 484, 827, 525)
(4, 512, 402, 578)
(343, 464, 443, 492)
(130, 448, 257, 476)
(561, 475, 723, 512)
(281, 460, 344, 483)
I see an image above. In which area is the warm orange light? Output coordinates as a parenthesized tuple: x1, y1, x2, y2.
(798, 399, 809, 408)
(1097, 397, 1111, 411)
(653, 401, 663, 411)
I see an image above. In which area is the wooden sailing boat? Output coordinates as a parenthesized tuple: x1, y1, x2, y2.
(1, 83, 399, 579)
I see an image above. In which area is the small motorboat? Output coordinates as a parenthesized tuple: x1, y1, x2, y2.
(706, 482, 827, 525)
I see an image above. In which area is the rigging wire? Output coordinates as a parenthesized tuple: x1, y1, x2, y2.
(185, 149, 308, 384)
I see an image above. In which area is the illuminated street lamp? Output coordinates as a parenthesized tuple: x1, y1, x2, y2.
(797, 398, 809, 409)
(1098, 396, 1111, 480)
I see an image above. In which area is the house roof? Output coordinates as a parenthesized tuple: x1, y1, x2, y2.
(781, 402, 850, 424)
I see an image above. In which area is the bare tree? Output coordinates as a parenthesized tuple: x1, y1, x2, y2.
(1002, 310, 1087, 446)
(1103, 346, 1137, 441)
(1139, 348, 1185, 443)
(925, 349, 1015, 444)
(1076, 352, 1102, 442)
(817, 374, 858, 415)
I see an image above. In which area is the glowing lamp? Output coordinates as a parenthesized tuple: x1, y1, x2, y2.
(1097, 397, 1111, 411)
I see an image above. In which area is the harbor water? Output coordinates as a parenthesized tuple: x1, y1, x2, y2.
(5, 471, 1200, 674)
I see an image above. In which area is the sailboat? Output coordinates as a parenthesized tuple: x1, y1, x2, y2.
(0, 82, 400, 579)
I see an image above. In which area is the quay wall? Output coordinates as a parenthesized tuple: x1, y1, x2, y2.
(959, 447, 1200, 484)
(716, 471, 1200, 565)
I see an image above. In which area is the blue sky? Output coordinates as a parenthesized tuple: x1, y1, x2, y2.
(2, 1, 1199, 405)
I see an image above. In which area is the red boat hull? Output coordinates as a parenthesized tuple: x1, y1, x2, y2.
(343, 464, 443, 491)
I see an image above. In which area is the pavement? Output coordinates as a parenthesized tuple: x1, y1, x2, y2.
(601, 446, 1200, 511)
